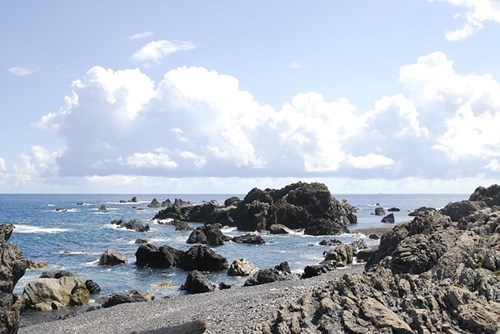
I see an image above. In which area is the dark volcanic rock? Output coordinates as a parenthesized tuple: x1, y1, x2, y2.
(84, 280, 101, 294)
(186, 224, 229, 246)
(469, 184, 500, 207)
(388, 207, 400, 212)
(181, 271, 214, 294)
(302, 260, 336, 279)
(111, 219, 150, 232)
(439, 200, 485, 222)
(374, 206, 386, 216)
(177, 245, 228, 272)
(224, 196, 240, 207)
(0, 224, 27, 334)
(135, 244, 183, 268)
(381, 212, 395, 223)
(408, 206, 436, 217)
(304, 218, 348, 236)
(244, 262, 296, 286)
(39, 270, 74, 279)
(232, 234, 265, 244)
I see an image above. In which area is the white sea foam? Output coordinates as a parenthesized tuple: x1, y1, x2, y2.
(14, 224, 69, 234)
(55, 250, 88, 255)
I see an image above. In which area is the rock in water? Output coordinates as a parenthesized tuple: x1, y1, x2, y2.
(0, 224, 27, 334)
(227, 259, 258, 276)
(98, 249, 128, 266)
(22, 276, 90, 311)
(381, 213, 395, 223)
(181, 271, 214, 294)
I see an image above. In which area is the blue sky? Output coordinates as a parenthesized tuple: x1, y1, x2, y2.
(1, 0, 499, 194)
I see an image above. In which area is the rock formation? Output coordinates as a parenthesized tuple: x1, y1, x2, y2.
(0, 224, 27, 334)
(260, 184, 500, 334)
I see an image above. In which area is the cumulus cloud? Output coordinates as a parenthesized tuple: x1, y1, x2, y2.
(8, 67, 33, 76)
(128, 31, 154, 40)
(131, 40, 195, 66)
(37, 52, 500, 181)
(431, 0, 500, 40)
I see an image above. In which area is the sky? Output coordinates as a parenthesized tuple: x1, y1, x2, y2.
(1, 0, 499, 194)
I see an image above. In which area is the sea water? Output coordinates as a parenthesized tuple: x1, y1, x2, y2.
(0, 193, 466, 298)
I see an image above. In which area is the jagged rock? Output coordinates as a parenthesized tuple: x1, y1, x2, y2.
(0, 224, 27, 334)
(232, 234, 265, 244)
(244, 262, 296, 286)
(302, 260, 336, 279)
(469, 184, 500, 207)
(102, 290, 153, 308)
(98, 249, 127, 266)
(22, 276, 90, 311)
(224, 196, 240, 207)
(98, 204, 107, 211)
(111, 219, 150, 232)
(181, 271, 214, 294)
(227, 259, 258, 276)
(173, 220, 192, 231)
(381, 212, 395, 223)
(408, 206, 436, 217)
(323, 244, 353, 267)
(440, 200, 486, 222)
(177, 245, 228, 272)
(262, 185, 500, 334)
(186, 224, 229, 246)
(388, 207, 401, 212)
(84, 280, 101, 294)
(147, 198, 161, 208)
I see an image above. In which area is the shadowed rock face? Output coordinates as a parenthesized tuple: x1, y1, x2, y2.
(0, 224, 27, 334)
(260, 184, 500, 334)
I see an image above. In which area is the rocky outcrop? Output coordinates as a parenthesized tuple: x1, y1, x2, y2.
(374, 206, 385, 216)
(262, 184, 500, 334)
(469, 184, 500, 207)
(111, 219, 150, 232)
(227, 259, 258, 277)
(186, 224, 230, 246)
(0, 224, 27, 334)
(101, 290, 153, 308)
(244, 262, 297, 286)
(22, 276, 90, 311)
(181, 271, 214, 294)
(135, 244, 228, 272)
(440, 200, 486, 222)
(98, 249, 127, 266)
(323, 244, 354, 267)
(152, 182, 356, 236)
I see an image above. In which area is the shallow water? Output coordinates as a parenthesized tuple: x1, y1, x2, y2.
(1, 193, 466, 298)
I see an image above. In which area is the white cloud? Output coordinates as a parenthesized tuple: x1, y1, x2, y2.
(36, 51, 500, 182)
(128, 31, 154, 40)
(0, 157, 6, 172)
(8, 67, 33, 76)
(347, 154, 395, 169)
(131, 40, 195, 66)
(484, 159, 500, 171)
(430, 0, 500, 40)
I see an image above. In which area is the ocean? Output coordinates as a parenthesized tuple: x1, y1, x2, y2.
(1, 193, 467, 299)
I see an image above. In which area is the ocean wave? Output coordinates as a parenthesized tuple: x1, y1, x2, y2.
(55, 250, 89, 255)
(14, 224, 69, 234)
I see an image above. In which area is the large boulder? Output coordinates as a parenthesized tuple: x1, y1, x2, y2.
(232, 234, 265, 244)
(186, 224, 229, 246)
(381, 213, 395, 223)
(323, 244, 354, 267)
(0, 224, 27, 334)
(22, 276, 90, 311)
(98, 249, 127, 266)
(244, 262, 296, 286)
(227, 259, 258, 277)
(177, 245, 228, 272)
(135, 244, 183, 268)
(181, 271, 214, 294)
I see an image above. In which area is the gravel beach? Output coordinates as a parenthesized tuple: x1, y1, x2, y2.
(19, 264, 364, 334)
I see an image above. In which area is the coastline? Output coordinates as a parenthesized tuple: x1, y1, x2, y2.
(19, 264, 365, 334)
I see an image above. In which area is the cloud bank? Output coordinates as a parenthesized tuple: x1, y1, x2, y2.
(34, 51, 499, 183)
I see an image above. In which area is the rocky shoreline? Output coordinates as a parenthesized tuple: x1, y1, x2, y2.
(2, 183, 499, 333)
